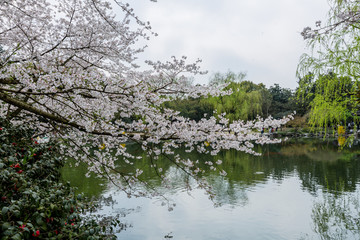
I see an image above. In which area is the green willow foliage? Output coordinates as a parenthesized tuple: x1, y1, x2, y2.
(163, 71, 298, 123)
(206, 81, 264, 122)
(163, 75, 298, 123)
(208, 71, 247, 86)
(297, 73, 358, 130)
(297, 0, 360, 127)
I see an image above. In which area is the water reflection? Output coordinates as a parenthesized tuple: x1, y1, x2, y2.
(312, 189, 360, 240)
(61, 138, 360, 239)
(61, 159, 107, 197)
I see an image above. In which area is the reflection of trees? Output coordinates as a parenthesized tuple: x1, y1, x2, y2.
(285, 141, 360, 193)
(254, 139, 360, 194)
(312, 191, 360, 240)
(61, 158, 107, 197)
(210, 140, 360, 201)
(61, 160, 132, 235)
(207, 175, 249, 207)
(62, 139, 360, 207)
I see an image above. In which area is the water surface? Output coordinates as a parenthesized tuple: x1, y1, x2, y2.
(61, 138, 360, 239)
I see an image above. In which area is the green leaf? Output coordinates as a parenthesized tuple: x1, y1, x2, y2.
(27, 223, 34, 229)
(2, 222, 11, 231)
(36, 216, 44, 225)
(14, 210, 21, 218)
(2, 206, 9, 215)
(12, 233, 22, 240)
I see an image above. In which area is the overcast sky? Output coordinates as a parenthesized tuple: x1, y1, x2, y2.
(128, 0, 330, 89)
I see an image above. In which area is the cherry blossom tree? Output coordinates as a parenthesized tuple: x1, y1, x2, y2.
(0, 0, 293, 201)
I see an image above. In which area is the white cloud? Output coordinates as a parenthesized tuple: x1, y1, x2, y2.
(127, 0, 330, 89)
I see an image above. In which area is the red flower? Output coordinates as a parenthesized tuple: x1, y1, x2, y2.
(0, 127, 3, 130)
(19, 224, 26, 230)
(14, 163, 20, 168)
(54, 230, 58, 235)
(34, 141, 38, 144)
(12, 142, 16, 146)
(71, 223, 74, 226)
(17, 170, 23, 174)
(32, 230, 40, 237)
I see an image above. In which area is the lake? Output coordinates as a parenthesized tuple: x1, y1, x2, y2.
(61, 138, 360, 240)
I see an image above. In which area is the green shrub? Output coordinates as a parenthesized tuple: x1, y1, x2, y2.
(0, 119, 118, 239)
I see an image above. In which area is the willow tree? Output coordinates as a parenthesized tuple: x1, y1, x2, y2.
(298, 73, 356, 129)
(0, 0, 293, 201)
(207, 80, 265, 122)
(297, 0, 360, 128)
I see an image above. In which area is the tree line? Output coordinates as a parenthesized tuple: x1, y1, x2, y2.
(164, 70, 359, 129)
(163, 71, 300, 123)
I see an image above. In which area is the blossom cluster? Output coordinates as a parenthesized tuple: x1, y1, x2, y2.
(301, 0, 360, 40)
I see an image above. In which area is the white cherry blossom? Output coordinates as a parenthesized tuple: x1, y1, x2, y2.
(0, 0, 293, 198)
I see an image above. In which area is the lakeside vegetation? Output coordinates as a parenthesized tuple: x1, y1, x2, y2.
(0, 119, 119, 239)
(164, 70, 359, 132)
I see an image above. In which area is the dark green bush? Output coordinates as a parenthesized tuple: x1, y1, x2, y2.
(0, 119, 118, 239)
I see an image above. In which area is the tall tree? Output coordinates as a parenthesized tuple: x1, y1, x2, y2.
(206, 72, 267, 122)
(209, 70, 247, 86)
(297, 73, 357, 129)
(297, 0, 360, 127)
(295, 73, 316, 116)
(268, 84, 294, 119)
